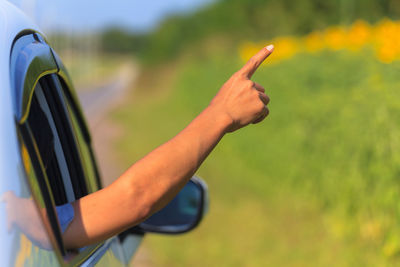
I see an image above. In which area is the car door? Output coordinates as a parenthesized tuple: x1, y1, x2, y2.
(9, 31, 128, 266)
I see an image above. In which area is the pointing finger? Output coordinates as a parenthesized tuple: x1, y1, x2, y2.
(239, 44, 274, 78)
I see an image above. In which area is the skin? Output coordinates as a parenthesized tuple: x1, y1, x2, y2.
(1, 191, 53, 250)
(2, 45, 275, 250)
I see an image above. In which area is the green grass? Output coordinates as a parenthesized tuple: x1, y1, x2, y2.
(112, 47, 400, 266)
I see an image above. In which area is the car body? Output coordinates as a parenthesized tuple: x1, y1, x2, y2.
(0, 2, 208, 266)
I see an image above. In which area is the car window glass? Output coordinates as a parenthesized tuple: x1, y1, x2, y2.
(31, 84, 75, 203)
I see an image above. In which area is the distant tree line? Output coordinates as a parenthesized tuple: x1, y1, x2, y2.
(100, 0, 400, 64)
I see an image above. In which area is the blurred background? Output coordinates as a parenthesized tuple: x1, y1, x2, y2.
(7, 0, 400, 266)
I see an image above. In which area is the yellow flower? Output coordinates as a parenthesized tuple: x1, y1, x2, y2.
(268, 36, 299, 63)
(238, 41, 262, 63)
(323, 26, 348, 51)
(376, 43, 398, 63)
(304, 31, 324, 53)
(347, 20, 372, 51)
(374, 19, 400, 63)
(238, 19, 400, 65)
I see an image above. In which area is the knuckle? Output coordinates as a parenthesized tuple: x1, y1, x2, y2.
(251, 57, 261, 66)
(252, 90, 264, 104)
(252, 89, 260, 99)
(245, 80, 255, 89)
(252, 90, 262, 98)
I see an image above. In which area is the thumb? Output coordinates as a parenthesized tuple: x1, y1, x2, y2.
(239, 44, 274, 79)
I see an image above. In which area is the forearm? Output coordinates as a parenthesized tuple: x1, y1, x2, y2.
(63, 105, 230, 248)
(123, 104, 230, 214)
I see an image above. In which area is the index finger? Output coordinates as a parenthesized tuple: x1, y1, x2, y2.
(239, 44, 274, 78)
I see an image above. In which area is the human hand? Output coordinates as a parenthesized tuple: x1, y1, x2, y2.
(1, 191, 52, 249)
(210, 44, 274, 132)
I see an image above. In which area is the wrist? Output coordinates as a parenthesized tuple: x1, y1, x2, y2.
(203, 104, 233, 134)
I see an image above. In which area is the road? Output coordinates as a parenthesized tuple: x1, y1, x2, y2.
(78, 63, 138, 129)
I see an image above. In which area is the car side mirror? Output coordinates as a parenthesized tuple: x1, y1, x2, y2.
(118, 176, 209, 264)
(138, 176, 209, 234)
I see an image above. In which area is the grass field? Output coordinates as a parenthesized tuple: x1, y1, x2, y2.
(111, 45, 400, 266)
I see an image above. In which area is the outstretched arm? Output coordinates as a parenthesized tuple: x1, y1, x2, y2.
(63, 45, 274, 249)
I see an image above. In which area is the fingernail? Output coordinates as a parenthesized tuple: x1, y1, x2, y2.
(265, 44, 274, 52)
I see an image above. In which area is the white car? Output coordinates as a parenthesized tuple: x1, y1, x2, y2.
(0, 2, 208, 266)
